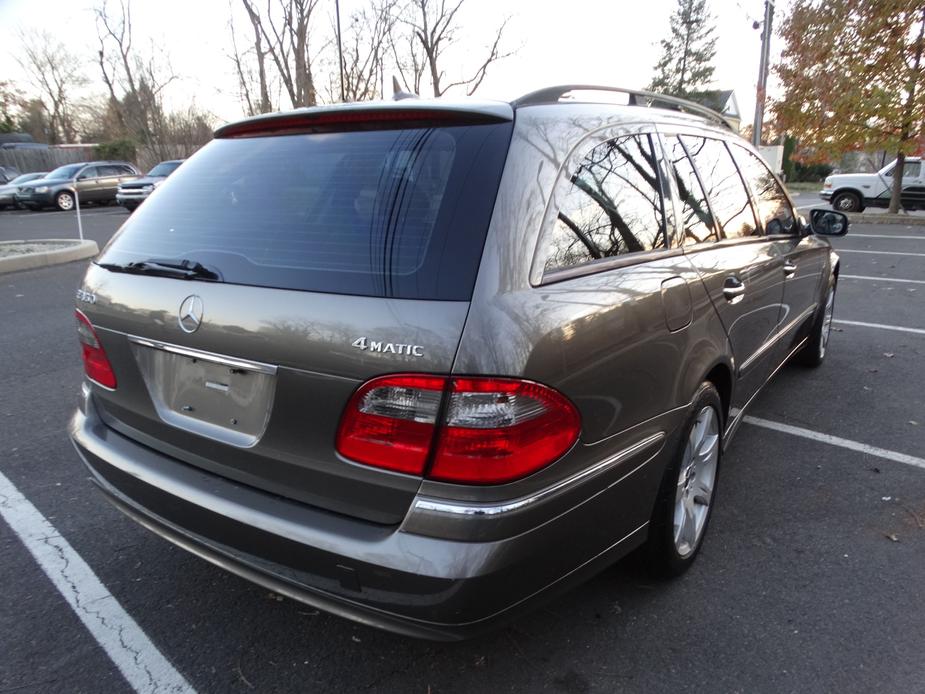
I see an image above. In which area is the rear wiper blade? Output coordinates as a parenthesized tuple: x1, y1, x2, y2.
(98, 259, 222, 281)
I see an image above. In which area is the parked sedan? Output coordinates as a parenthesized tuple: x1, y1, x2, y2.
(0, 172, 48, 209)
(116, 159, 183, 211)
(15, 161, 141, 211)
(0, 165, 21, 184)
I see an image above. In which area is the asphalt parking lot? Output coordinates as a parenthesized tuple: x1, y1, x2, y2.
(1, 208, 924, 693)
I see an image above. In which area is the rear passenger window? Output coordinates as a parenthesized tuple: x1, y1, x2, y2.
(543, 134, 666, 272)
(101, 166, 122, 177)
(663, 136, 719, 245)
(682, 137, 758, 239)
(731, 145, 796, 235)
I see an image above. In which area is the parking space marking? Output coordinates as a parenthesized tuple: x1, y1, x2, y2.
(0, 470, 195, 694)
(743, 416, 925, 471)
(841, 274, 925, 285)
(837, 249, 925, 257)
(848, 234, 924, 240)
(833, 319, 925, 335)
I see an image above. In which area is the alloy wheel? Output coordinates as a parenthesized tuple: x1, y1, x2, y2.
(673, 405, 719, 558)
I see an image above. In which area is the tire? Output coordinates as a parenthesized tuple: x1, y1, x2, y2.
(55, 191, 75, 211)
(643, 382, 723, 578)
(795, 281, 836, 368)
(832, 191, 861, 213)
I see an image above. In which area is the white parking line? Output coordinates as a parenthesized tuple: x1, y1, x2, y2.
(834, 319, 925, 335)
(0, 470, 194, 694)
(848, 234, 924, 240)
(842, 274, 925, 285)
(837, 249, 925, 257)
(743, 416, 925, 471)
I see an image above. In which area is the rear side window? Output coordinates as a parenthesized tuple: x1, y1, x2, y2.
(98, 123, 512, 300)
(682, 136, 758, 240)
(730, 145, 796, 235)
(662, 136, 719, 245)
(542, 134, 666, 272)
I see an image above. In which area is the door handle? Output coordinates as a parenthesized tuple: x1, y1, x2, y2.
(783, 261, 797, 277)
(722, 276, 745, 303)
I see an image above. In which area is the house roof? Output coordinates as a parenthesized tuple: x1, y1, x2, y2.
(687, 90, 740, 118)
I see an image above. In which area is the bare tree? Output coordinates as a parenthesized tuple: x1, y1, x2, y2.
(239, 0, 323, 109)
(325, 0, 398, 102)
(393, 0, 512, 97)
(229, 5, 275, 115)
(94, 0, 178, 155)
(15, 30, 88, 143)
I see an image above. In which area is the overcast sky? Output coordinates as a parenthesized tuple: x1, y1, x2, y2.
(0, 0, 788, 129)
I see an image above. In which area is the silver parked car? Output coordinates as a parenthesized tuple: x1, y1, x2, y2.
(116, 159, 184, 211)
(69, 86, 848, 640)
(0, 172, 48, 209)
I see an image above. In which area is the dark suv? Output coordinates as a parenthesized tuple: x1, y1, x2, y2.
(69, 87, 848, 640)
(16, 161, 140, 211)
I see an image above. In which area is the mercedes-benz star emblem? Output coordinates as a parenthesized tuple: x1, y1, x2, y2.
(178, 295, 204, 334)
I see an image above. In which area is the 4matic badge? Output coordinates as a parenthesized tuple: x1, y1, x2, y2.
(351, 337, 424, 357)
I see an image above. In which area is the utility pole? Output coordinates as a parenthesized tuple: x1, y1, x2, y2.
(335, 0, 345, 102)
(752, 0, 774, 147)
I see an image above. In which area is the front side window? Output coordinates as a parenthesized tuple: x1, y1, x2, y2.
(543, 134, 666, 272)
(731, 145, 796, 235)
(682, 136, 758, 240)
(663, 136, 718, 245)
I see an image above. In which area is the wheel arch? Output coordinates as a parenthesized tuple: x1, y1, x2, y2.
(703, 361, 733, 428)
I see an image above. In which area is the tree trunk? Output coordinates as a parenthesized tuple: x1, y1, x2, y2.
(888, 8, 924, 214)
(888, 150, 905, 214)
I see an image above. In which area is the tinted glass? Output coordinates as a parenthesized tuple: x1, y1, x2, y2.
(98, 123, 512, 300)
(100, 165, 122, 176)
(663, 136, 719, 245)
(543, 134, 666, 272)
(682, 137, 758, 239)
(731, 145, 796, 235)
(46, 164, 84, 180)
(147, 162, 180, 177)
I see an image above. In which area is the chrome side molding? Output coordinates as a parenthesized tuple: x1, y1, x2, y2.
(412, 431, 665, 518)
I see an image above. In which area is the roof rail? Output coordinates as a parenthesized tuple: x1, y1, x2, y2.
(511, 85, 735, 131)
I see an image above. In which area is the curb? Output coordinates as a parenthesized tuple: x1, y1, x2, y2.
(0, 239, 100, 274)
(845, 213, 925, 227)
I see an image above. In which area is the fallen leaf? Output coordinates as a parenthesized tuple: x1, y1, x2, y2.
(909, 421, 919, 426)
(884, 533, 900, 543)
(882, 496, 892, 501)
(883, 352, 895, 358)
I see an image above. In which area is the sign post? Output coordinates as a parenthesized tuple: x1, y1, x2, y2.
(75, 189, 84, 241)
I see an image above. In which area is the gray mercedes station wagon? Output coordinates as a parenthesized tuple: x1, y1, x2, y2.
(69, 86, 848, 640)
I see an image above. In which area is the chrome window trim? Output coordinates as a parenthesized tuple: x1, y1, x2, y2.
(411, 431, 665, 518)
(126, 335, 278, 375)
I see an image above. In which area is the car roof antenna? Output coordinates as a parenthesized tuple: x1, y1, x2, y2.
(392, 76, 418, 101)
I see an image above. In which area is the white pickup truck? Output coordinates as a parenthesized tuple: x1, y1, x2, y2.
(820, 157, 924, 212)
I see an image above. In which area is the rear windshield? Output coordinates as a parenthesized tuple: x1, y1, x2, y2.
(99, 122, 512, 300)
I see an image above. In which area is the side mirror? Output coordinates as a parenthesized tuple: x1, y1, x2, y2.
(810, 209, 849, 236)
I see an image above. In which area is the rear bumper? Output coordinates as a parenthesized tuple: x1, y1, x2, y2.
(69, 389, 663, 640)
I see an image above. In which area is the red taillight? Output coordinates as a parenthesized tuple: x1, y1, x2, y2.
(75, 309, 116, 389)
(429, 378, 581, 484)
(336, 374, 580, 484)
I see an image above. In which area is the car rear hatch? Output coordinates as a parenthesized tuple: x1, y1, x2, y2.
(79, 104, 513, 524)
